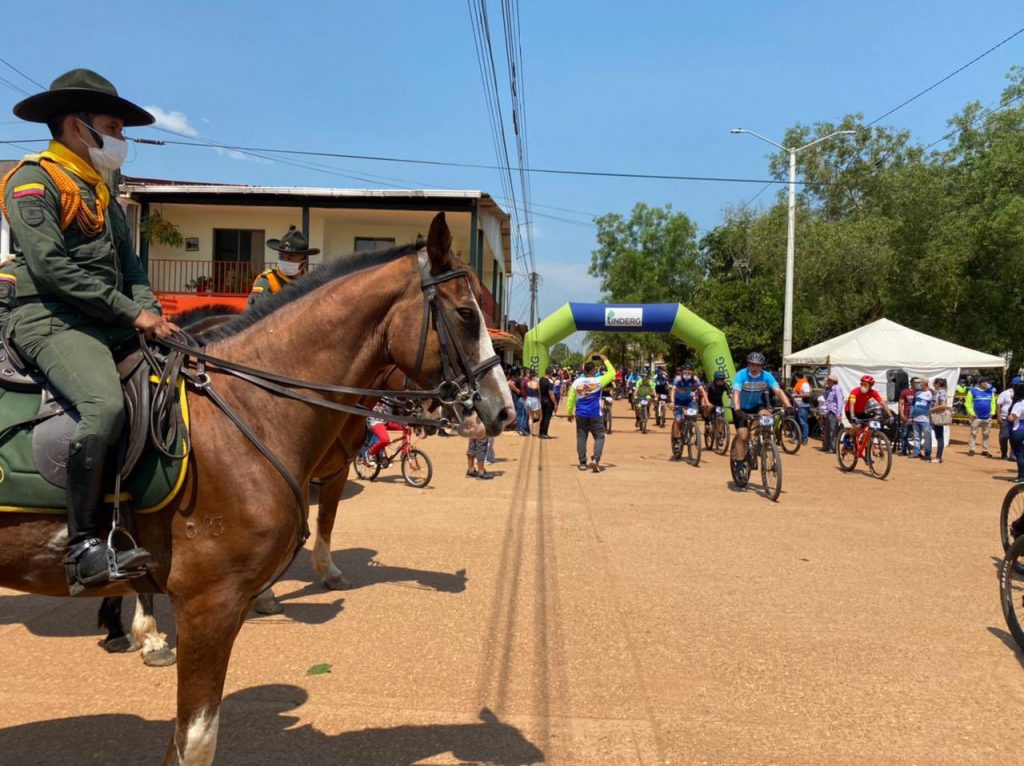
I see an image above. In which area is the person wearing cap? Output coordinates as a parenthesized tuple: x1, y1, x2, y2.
(0, 69, 178, 594)
(247, 225, 319, 308)
(821, 373, 844, 453)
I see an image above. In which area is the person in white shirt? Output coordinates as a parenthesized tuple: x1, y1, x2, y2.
(997, 378, 1020, 461)
(1007, 381, 1024, 483)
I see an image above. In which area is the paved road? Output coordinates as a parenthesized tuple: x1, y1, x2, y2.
(0, 413, 1018, 764)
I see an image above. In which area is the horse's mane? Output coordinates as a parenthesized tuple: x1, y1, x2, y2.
(200, 242, 421, 343)
(171, 304, 242, 328)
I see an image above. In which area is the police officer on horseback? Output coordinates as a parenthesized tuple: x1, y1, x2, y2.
(0, 69, 178, 594)
(247, 225, 318, 307)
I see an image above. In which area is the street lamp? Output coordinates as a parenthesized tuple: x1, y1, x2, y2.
(731, 128, 855, 380)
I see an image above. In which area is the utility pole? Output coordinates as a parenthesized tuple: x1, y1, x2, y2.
(528, 271, 540, 329)
(731, 128, 855, 379)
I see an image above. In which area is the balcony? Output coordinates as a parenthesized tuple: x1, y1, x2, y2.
(149, 258, 504, 326)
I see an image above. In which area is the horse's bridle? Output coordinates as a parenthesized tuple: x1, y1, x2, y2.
(143, 250, 502, 551)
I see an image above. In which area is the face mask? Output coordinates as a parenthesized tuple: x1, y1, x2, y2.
(277, 260, 305, 276)
(78, 119, 128, 172)
(860, 385, 870, 393)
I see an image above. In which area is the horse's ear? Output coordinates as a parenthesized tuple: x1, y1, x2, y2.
(426, 212, 452, 273)
(479, 707, 498, 725)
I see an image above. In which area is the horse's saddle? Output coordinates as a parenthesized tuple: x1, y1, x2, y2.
(0, 333, 187, 513)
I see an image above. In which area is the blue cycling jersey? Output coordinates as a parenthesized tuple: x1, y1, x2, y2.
(672, 375, 702, 405)
(731, 368, 779, 411)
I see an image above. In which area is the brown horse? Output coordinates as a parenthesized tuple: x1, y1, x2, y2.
(0, 213, 513, 765)
(96, 364, 426, 664)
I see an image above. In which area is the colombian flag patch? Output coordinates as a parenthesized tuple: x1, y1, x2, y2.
(12, 183, 44, 199)
(0, 274, 15, 284)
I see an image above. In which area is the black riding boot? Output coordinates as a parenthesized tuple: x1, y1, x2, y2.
(64, 435, 150, 596)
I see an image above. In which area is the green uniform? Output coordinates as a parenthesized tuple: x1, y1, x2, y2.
(246, 267, 294, 308)
(2, 160, 159, 445)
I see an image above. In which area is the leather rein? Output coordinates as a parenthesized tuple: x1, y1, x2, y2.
(141, 254, 501, 553)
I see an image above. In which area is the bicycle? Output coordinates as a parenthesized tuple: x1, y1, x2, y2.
(354, 423, 434, 488)
(836, 415, 892, 480)
(671, 405, 702, 466)
(999, 484, 1024, 571)
(705, 405, 730, 455)
(1001, 534, 1024, 651)
(729, 408, 782, 501)
(602, 393, 614, 434)
(635, 396, 650, 434)
(774, 410, 802, 455)
(655, 394, 668, 428)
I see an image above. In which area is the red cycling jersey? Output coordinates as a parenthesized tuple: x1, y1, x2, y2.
(846, 387, 885, 417)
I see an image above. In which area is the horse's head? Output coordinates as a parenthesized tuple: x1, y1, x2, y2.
(387, 212, 514, 438)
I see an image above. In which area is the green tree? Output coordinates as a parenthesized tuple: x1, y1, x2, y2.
(549, 342, 570, 366)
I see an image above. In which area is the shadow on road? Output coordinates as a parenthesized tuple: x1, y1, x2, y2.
(986, 626, 1024, 670)
(0, 684, 545, 765)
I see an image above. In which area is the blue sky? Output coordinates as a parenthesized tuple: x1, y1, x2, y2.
(1, 1, 1022, 325)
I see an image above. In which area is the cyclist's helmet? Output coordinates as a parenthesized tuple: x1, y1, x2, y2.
(860, 374, 875, 386)
(747, 351, 767, 365)
(713, 370, 727, 381)
(865, 399, 883, 415)
(682, 360, 695, 370)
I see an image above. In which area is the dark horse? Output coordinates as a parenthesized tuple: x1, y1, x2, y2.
(0, 213, 513, 765)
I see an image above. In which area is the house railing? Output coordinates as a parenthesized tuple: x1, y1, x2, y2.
(148, 259, 274, 296)
(149, 258, 504, 324)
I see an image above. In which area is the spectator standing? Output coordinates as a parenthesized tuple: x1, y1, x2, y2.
(930, 377, 952, 464)
(910, 378, 934, 461)
(821, 373, 844, 453)
(507, 369, 527, 436)
(524, 370, 541, 435)
(1008, 381, 1024, 483)
(566, 354, 616, 472)
(897, 379, 916, 456)
(466, 437, 494, 479)
(966, 377, 996, 457)
(792, 372, 812, 444)
(539, 367, 557, 439)
(998, 378, 1021, 461)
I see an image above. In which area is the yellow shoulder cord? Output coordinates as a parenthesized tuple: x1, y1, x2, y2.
(0, 160, 105, 235)
(266, 270, 282, 293)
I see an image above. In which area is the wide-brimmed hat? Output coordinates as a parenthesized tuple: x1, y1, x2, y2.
(13, 68, 154, 126)
(266, 225, 319, 256)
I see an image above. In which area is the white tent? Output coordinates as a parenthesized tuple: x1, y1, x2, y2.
(785, 318, 1006, 401)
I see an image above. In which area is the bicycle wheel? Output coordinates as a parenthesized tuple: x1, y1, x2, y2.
(999, 484, 1024, 560)
(603, 408, 612, 434)
(713, 417, 730, 455)
(354, 453, 381, 481)
(639, 408, 648, 434)
(671, 434, 682, 460)
(836, 429, 858, 472)
(687, 421, 702, 467)
(401, 448, 433, 488)
(760, 439, 783, 501)
(729, 438, 749, 487)
(703, 418, 714, 449)
(866, 431, 892, 480)
(779, 417, 801, 455)
(1000, 535, 1024, 652)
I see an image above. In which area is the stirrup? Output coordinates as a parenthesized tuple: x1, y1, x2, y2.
(105, 527, 149, 583)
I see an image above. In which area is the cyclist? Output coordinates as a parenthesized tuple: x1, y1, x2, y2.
(625, 368, 640, 404)
(653, 368, 671, 421)
(671, 362, 708, 445)
(844, 375, 888, 424)
(731, 352, 792, 461)
(634, 371, 655, 428)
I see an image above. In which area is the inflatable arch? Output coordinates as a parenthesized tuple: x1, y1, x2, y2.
(523, 303, 736, 381)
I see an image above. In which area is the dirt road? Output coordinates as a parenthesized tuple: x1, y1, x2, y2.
(0, 412, 1017, 764)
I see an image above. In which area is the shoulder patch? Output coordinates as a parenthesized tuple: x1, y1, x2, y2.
(18, 199, 44, 226)
(250, 286, 264, 293)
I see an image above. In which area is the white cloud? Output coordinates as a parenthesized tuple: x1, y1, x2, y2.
(143, 106, 199, 138)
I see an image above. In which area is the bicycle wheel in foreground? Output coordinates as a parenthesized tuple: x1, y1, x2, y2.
(1000, 535, 1024, 652)
(779, 417, 801, 454)
(401, 448, 433, 488)
(760, 439, 782, 501)
(687, 422, 702, 467)
(836, 429, 858, 472)
(1000, 484, 1024, 562)
(866, 431, 892, 479)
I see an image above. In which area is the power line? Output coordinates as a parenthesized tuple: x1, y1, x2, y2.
(868, 25, 1024, 126)
(922, 90, 1024, 150)
(0, 56, 45, 90)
